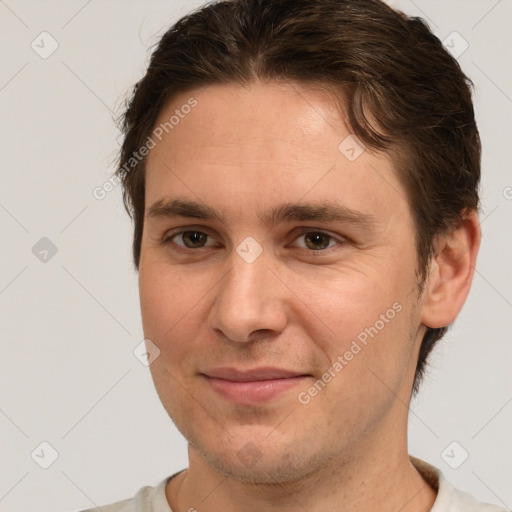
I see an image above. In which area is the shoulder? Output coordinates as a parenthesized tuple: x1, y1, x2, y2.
(78, 476, 173, 512)
(434, 476, 508, 512)
(410, 456, 509, 512)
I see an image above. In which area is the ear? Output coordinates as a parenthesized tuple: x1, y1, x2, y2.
(420, 210, 481, 329)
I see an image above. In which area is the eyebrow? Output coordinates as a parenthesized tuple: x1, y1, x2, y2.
(146, 198, 377, 229)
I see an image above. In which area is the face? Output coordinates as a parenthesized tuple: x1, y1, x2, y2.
(139, 81, 426, 483)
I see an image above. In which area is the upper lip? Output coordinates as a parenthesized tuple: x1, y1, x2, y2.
(202, 367, 309, 382)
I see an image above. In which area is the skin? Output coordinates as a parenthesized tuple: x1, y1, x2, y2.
(138, 81, 480, 512)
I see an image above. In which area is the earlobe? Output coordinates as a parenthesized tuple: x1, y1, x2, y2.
(420, 211, 481, 329)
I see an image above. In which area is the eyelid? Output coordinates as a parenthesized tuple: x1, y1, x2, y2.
(288, 226, 348, 247)
(162, 225, 347, 251)
(162, 226, 220, 247)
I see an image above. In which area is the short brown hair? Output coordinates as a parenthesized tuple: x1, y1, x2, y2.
(116, 0, 481, 393)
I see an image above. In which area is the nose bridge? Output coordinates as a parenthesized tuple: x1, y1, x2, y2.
(209, 246, 286, 342)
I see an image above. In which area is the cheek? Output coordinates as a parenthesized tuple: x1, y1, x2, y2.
(140, 257, 197, 328)
(289, 265, 403, 344)
(139, 265, 210, 416)
(138, 262, 217, 364)
(293, 275, 415, 425)
(287, 263, 416, 391)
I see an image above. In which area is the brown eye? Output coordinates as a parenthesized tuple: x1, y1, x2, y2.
(303, 232, 333, 250)
(166, 230, 215, 249)
(181, 231, 208, 248)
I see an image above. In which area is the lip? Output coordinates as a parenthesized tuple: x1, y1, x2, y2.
(201, 367, 311, 405)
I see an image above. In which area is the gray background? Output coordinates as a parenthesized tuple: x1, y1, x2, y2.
(0, 1, 510, 510)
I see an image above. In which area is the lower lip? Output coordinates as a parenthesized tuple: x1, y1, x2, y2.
(204, 376, 308, 404)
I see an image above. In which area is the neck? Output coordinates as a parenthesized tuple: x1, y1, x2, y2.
(166, 434, 436, 512)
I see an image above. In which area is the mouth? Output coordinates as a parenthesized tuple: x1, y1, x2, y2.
(201, 367, 312, 405)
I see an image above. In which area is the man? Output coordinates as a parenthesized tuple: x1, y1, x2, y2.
(84, 0, 506, 510)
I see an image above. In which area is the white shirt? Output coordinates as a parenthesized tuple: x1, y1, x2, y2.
(81, 457, 508, 511)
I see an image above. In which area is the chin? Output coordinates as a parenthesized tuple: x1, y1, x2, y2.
(201, 450, 310, 484)
(188, 430, 341, 485)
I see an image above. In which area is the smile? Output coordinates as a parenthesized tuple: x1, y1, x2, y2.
(201, 367, 311, 405)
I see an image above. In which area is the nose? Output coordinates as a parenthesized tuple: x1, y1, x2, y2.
(208, 249, 288, 343)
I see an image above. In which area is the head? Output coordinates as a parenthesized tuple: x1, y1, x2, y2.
(117, 0, 481, 483)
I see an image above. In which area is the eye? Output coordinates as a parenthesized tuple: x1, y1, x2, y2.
(163, 228, 344, 252)
(292, 230, 342, 251)
(165, 230, 217, 249)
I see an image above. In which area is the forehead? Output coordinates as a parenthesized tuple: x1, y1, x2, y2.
(151, 81, 348, 161)
(144, 81, 409, 222)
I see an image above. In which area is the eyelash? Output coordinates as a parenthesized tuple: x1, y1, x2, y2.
(161, 227, 347, 253)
